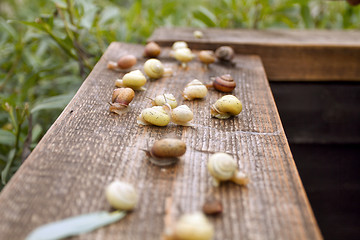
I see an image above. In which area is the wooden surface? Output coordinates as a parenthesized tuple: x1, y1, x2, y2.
(0, 43, 322, 240)
(148, 27, 360, 81)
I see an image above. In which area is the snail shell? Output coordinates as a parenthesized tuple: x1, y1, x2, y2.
(174, 47, 194, 64)
(182, 79, 208, 100)
(144, 58, 164, 79)
(105, 180, 138, 211)
(144, 41, 161, 58)
(117, 54, 137, 69)
(137, 106, 170, 126)
(173, 212, 214, 240)
(171, 105, 194, 126)
(212, 74, 236, 93)
(193, 30, 204, 39)
(215, 46, 234, 62)
(116, 70, 147, 90)
(147, 138, 186, 166)
(109, 88, 135, 115)
(151, 94, 178, 109)
(172, 41, 188, 50)
(198, 50, 216, 65)
(210, 95, 242, 119)
(208, 152, 237, 187)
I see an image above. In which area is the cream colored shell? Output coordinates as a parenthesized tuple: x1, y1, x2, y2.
(174, 48, 194, 63)
(116, 70, 147, 90)
(210, 95, 242, 119)
(182, 79, 208, 100)
(172, 41, 188, 50)
(208, 152, 237, 182)
(171, 105, 194, 126)
(105, 180, 138, 211)
(152, 94, 177, 109)
(137, 106, 170, 127)
(143, 58, 164, 79)
(174, 212, 214, 240)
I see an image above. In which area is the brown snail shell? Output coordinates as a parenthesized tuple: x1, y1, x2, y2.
(117, 54, 137, 69)
(212, 74, 236, 93)
(144, 41, 161, 58)
(147, 138, 186, 166)
(109, 88, 135, 115)
(215, 46, 234, 62)
(198, 50, 216, 65)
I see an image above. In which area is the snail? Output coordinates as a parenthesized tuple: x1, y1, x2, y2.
(210, 95, 242, 119)
(182, 79, 208, 100)
(174, 47, 194, 68)
(202, 197, 223, 215)
(137, 106, 170, 127)
(167, 212, 214, 240)
(169, 105, 194, 126)
(150, 94, 178, 109)
(115, 70, 147, 91)
(193, 30, 204, 39)
(144, 138, 186, 166)
(144, 41, 161, 58)
(172, 41, 188, 51)
(107, 54, 137, 70)
(207, 74, 236, 93)
(109, 88, 135, 115)
(105, 180, 138, 211)
(198, 50, 216, 67)
(144, 58, 164, 79)
(207, 152, 249, 187)
(215, 46, 234, 62)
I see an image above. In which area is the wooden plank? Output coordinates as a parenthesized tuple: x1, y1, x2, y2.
(148, 27, 360, 81)
(0, 43, 322, 240)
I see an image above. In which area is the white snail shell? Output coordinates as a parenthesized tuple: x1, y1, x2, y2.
(173, 212, 214, 240)
(208, 152, 237, 187)
(105, 180, 138, 211)
(116, 70, 147, 91)
(144, 58, 164, 79)
(152, 94, 178, 109)
(174, 47, 194, 64)
(182, 79, 208, 100)
(172, 41, 188, 50)
(137, 106, 170, 127)
(171, 105, 194, 126)
(210, 95, 242, 119)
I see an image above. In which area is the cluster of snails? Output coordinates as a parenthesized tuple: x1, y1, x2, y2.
(104, 40, 250, 239)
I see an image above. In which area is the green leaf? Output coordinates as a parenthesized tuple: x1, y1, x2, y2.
(0, 129, 15, 146)
(31, 93, 74, 114)
(193, 6, 217, 27)
(26, 211, 127, 240)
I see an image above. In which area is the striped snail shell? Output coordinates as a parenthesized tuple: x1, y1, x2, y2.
(212, 74, 236, 93)
(144, 58, 164, 79)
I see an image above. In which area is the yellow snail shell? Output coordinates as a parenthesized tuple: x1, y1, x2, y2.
(182, 79, 208, 100)
(174, 48, 194, 65)
(198, 50, 216, 66)
(151, 94, 178, 109)
(144, 58, 164, 79)
(173, 212, 214, 240)
(116, 70, 147, 91)
(208, 152, 237, 187)
(137, 106, 170, 127)
(171, 105, 194, 126)
(210, 95, 242, 119)
(172, 41, 188, 50)
(105, 180, 138, 211)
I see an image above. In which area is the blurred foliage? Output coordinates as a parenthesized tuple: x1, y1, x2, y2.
(0, 0, 359, 189)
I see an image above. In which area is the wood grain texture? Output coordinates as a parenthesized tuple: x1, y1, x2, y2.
(148, 27, 360, 81)
(0, 43, 322, 240)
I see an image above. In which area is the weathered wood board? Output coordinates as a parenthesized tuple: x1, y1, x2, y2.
(148, 27, 360, 81)
(0, 43, 322, 240)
